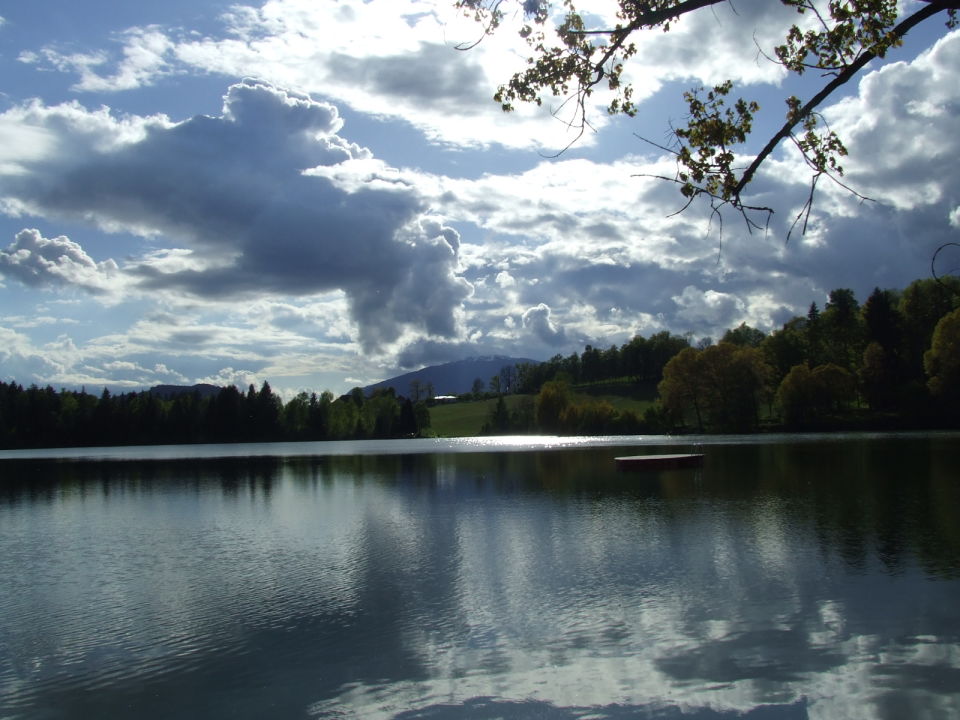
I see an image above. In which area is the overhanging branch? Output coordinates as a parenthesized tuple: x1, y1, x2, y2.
(733, 0, 951, 200)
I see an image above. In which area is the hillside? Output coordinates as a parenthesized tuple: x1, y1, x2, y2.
(149, 383, 223, 399)
(428, 380, 657, 437)
(364, 356, 539, 398)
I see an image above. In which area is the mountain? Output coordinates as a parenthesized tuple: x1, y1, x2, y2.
(149, 383, 223, 399)
(363, 356, 540, 398)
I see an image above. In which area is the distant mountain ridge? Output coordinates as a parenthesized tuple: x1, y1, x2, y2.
(364, 356, 540, 398)
(149, 383, 223, 399)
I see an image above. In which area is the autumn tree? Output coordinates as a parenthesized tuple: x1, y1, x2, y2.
(535, 379, 572, 432)
(457, 0, 959, 219)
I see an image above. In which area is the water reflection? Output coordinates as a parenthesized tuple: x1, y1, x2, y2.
(1, 435, 958, 719)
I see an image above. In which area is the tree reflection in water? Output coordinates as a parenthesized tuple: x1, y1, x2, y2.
(0, 433, 958, 719)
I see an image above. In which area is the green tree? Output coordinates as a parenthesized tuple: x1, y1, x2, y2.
(308, 391, 333, 439)
(860, 342, 897, 411)
(698, 343, 773, 432)
(328, 398, 359, 439)
(471, 377, 485, 398)
(900, 277, 960, 381)
(821, 288, 864, 371)
(580, 345, 602, 382)
(366, 390, 400, 438)
(659, 343, 772, 432)
(457, 0, 958, 215)
(762, 316, 808, 383)
(722, 322, 766, 348)
(621, 335, 648, 381)
(924, 307, 960, 408)
(409, 379, 423, 403)
(646, 331, 691, 383)
(658, 346, 705, 431)
(283, 392, 311, 439)
(776, 362, 856, 428)
(252, 381, 281, 440)
(483, 395, 512, 433)
(500, 364, 518, 393)
(414, 401, 432, 433)
(862, 287, 902, 351)
(398, 398, 417, 436)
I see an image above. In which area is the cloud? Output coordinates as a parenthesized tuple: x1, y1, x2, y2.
(817, 29, 960, 212)
(5, 3, 959, 385)
(622, 0, 796, 87)
(0, 326, 65, 382)
(522, 303, 566, 346)
(0, 80, 472, 352)
(17, 0, 803, 151)
(0, 228, 120, 293)
(170, 0, 805, 150)
(950, 206, 960, 228)
(671, 286, 746, 335)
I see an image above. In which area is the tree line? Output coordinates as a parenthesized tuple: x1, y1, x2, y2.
(0, 382, 430, 450)
(480, 275, 960, 434)
(2, 275, 957, 448)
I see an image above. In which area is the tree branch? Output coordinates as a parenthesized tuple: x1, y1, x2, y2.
(733, 0, 950, 200)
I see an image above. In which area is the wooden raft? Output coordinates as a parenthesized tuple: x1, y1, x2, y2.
(614, 453, 704, 471)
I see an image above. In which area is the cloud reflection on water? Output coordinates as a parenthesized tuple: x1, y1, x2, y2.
(1, 436, 958, 719)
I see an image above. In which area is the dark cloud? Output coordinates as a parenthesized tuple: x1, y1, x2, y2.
(395, 339, 486, 370)
(1, 81, 472, 351)
(327, 44, 487, 107)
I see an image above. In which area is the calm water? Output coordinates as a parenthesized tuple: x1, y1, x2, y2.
(1, 434, 958, 719)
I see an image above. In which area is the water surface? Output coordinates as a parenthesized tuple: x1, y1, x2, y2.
(1, 434, 958, 718)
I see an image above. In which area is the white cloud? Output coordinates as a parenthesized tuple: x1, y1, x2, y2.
(522, 302, 566, 346)
(950, 206, 960, 228)
(819, 29, 960, 212)
(621, 0, 796, 88)
(0, 228, 121, 293)
(78, 27, 176, 92)
(14, 0, 816, 152)
(672, 286, 746, 333)
(193, 367, 262, 390)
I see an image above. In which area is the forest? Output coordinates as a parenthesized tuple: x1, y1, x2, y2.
(1, 275, 958, 448)
(483, 275, 960, 435)
(0, 382, 430, 450)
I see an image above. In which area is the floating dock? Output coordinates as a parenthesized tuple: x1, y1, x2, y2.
(614, 453, 704, 471)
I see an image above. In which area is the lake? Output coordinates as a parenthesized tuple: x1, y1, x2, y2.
(1, 433, 959, 719)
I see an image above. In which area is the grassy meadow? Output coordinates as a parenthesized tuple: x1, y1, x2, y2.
(427, 381, 657, 437)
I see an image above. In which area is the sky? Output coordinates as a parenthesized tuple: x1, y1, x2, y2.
(1, 0, 958, 397)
